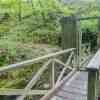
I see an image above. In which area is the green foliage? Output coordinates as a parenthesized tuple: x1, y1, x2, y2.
(0, 0, 100, 90)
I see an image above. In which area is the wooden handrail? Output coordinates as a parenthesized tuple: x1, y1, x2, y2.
(0, 89, 49, 95)
(0, 48, 75, 73)
(55, 51, 74, 84)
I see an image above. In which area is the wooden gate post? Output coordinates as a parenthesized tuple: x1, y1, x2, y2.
(60, 16, 80, 66)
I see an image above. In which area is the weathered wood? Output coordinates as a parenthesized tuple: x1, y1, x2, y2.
(97, 19, 100, 49)
(17, 59, 52, 100)
(41, 71, 88, 100)
(40, 69, 76, 100)
(0, 89, 49, 95)
(77, 16, 100, 21)
(56, 52, 74, 85)
(96, 79, 100, 96)
(60, 16, 79, 50)
(87, 71, 97, 100)
(0, 48, 75, 73)
(56, 72, 88, 100)
(86, 49, 100, 70)
(80, 55, 92, 68)
(53, 59, 72, 70)
(86, 50, 100, 100)
(60, 16, 79, 66)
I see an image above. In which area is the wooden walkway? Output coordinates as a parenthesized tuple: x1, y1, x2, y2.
(52, 71, 88, 100)
(41, 49, 100, 100)
(41, 71, 88, 100)
(0, 48, 100, 100)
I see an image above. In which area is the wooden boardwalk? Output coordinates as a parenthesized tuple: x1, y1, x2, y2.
(52, 71, 88, 100)
(0, 48, 100, 100)
(41, 70, 88, 100)
(41, 49, 100, 100)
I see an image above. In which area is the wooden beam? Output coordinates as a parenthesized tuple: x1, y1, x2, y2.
(0, 48, 75, 73)
(0, 89, 49, 95)
(16, 60, 52, 100)
(56, 52, 74, 84)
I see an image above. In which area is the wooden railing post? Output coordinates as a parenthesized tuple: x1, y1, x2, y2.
(86, 49, 100, 100)
(88, 70, 97, 100)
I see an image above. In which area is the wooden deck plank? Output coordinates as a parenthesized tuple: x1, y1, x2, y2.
(61, 86, 87, 94)
(53, 71, 88, 100)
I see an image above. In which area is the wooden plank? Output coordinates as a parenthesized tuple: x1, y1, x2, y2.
(0, 48, 75, 73)
(55, 72, 88, 100)
(0, 89, 49, 95)
(86, 49, 100, 70)
(60, 87, 86, 95)
(56, 90, 87, 100)
(40, 71, 88, 100)
(51, 96, 66, 100)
